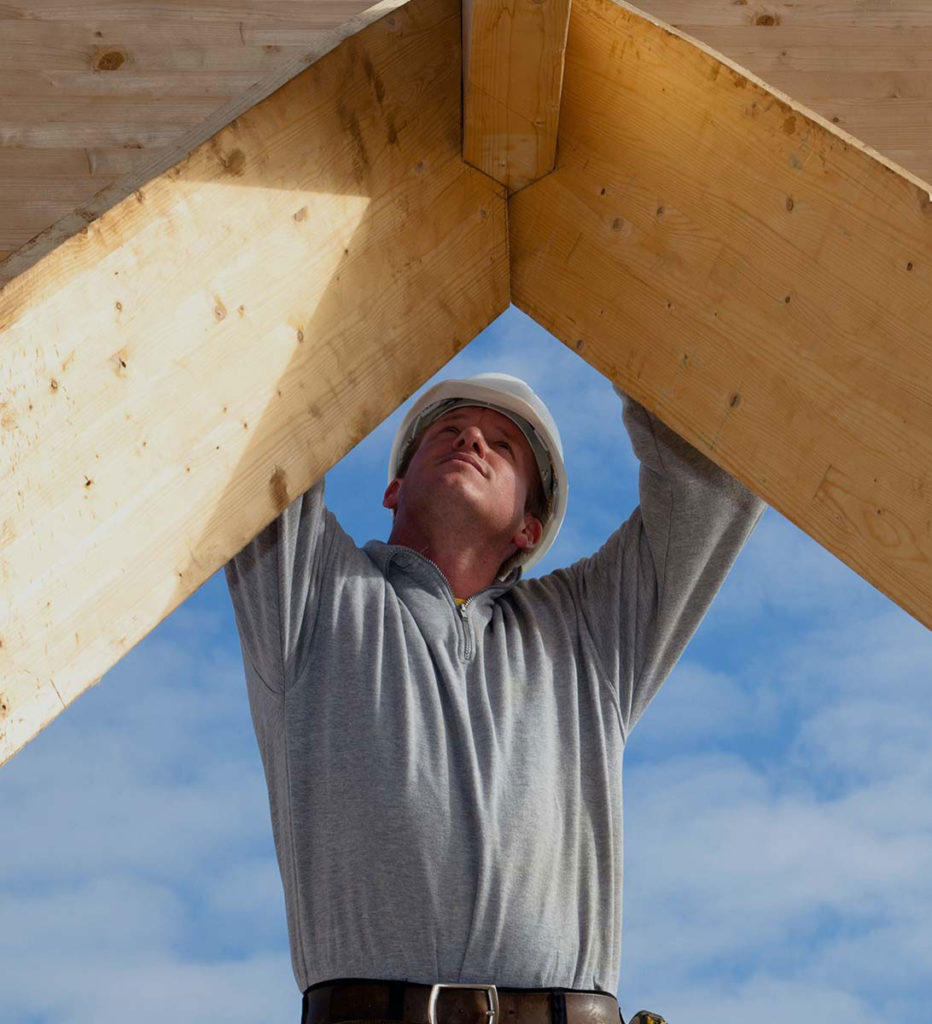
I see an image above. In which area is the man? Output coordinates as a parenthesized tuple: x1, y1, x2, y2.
(225, 373, 764, 1024)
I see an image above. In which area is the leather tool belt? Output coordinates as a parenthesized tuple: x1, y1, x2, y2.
(302, 978, 622, 1024)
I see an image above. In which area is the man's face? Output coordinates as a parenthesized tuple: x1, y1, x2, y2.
(383, 405, 543, 551)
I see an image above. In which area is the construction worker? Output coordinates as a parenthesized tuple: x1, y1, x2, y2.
(225, 373, 765, 1024)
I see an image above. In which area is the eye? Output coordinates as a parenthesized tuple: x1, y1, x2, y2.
(496, 440, 512, 452)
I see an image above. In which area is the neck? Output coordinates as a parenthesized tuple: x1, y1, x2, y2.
(387, 517, 514, 599)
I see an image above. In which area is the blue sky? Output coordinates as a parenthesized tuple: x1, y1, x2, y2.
(2, 306, 930, 1023)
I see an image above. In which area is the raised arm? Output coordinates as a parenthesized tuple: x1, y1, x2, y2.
(224, 479, 333, 694)
(565, 389, 765, 735)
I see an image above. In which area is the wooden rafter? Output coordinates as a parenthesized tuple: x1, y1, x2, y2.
(0, 0, 508, 765)
(511, 0, 932, 630)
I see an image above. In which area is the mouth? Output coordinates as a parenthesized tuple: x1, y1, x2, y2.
(442, 453, 486, 476)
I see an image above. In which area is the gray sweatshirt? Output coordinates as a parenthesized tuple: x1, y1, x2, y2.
(224, 395, 765, 995)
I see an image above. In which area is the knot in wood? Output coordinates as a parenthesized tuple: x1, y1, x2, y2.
(94, 49, 126, 72)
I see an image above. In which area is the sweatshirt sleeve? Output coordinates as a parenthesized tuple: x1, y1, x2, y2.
(224, 478, 333, 694)
(565, 389, 765, 736)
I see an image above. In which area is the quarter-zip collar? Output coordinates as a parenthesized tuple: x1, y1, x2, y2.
(363, 540, 522, 663)
(362, 539, 521, 609)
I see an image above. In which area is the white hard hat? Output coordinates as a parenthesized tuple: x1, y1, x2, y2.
(388, 373, 567, 572)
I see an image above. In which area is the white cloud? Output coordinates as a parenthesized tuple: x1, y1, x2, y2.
(702, 508, 886, 629)
(1, 639, 270, 884)
(622, 747, 932, 1013)
(0, 604, 295, 1021)
(620, 583, 932, 1021)
(3, 951, 296, 1024)
(633, 976, 876, 1024)
(0, 877, 184, 961)
(203, 857, 290, 936)
(631, 663, 765, 747)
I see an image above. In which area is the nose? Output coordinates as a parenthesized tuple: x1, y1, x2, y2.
(453, 424, 487, 457)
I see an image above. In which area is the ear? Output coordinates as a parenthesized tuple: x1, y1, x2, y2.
(512, 513, 543, 552)
(383, 477, 402, 511)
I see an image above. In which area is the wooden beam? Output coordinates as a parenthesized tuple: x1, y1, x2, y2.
(0, 0, 509, 765)
(462, 0, 572, 191)
(511, 0, 932, 628)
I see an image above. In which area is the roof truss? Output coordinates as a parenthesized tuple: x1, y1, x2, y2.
(1, 0, 929, 764)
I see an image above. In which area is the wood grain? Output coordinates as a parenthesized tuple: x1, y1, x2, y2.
(511, 0, 932, 628)
(0, 0, 402, 285)
(638, 1, 932, 30)
(0, 0, 509, 764)
(461, 0, 571, 192)
(4, 0, 932, 264)
(0, 1, 360, 19)
(638, 0, 932, 183)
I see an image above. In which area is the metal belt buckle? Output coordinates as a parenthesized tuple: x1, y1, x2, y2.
(428, 984, 499, 1024)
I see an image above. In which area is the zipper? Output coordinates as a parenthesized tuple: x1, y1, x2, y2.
(458, 598, 473, 660)
(408, 550, 476, 662)
(417, 550, 454, 594)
